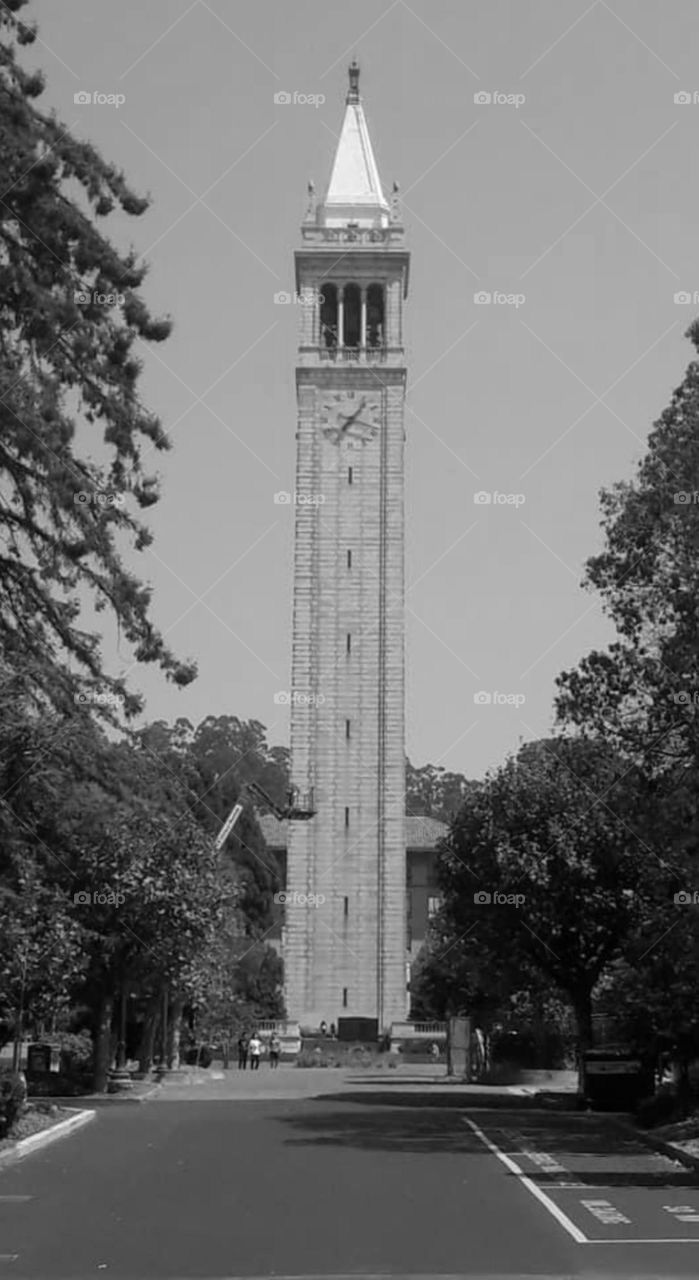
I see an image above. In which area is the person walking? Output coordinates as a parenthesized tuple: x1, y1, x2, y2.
(237, 1032, 249, 1070)
(248, 1031, 262, 1070)
(269, 1033, 281, 1068)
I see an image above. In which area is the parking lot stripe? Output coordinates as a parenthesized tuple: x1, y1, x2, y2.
(462, 1116, 588, 1244)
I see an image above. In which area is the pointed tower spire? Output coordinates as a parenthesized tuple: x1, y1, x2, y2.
(317, 61, 390, 229)
(347, 58, 360, 104)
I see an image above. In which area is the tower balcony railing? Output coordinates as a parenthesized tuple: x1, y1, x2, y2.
(298, 344, 404, 366)
(320, 344, 387, 364)
(301, 224, 404, 246)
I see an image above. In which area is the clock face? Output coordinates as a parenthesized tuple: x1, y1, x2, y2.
(319, 391, 381, 445)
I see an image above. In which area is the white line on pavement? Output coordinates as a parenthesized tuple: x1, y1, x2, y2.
(586, 1238, 699, 1244)
(462, 1116, 588, 1244)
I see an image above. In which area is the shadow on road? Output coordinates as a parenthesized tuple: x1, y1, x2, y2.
(275, 1093, 699, 1189)
(306, 1088, 579, 1109)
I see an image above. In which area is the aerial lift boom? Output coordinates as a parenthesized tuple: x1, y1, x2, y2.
(214, 780, 315, 850)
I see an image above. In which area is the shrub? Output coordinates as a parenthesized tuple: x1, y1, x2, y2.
(57, 1030, 93, 1076)
(27, 1071, 90, 1098)
(0, 1070, 28, 1137)
(636, 1092, 678, 1128)
(184, 1045, 213, 1068)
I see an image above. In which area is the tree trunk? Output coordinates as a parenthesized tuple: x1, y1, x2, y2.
(573, 989, 593, 1098)
(168, 997, 184, 1069)
(137, 993, 161, 1073)
(93, 991, 114, 1093)
(677, 1055, 692, 1119)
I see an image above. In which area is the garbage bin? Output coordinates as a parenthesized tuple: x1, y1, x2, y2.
(26, 1043, 51, 1077)
(583, 1048, 654, 1111)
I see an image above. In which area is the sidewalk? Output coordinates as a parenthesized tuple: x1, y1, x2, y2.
(150, 1062, 580, 1103)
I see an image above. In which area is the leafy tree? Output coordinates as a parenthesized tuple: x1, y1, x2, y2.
(406, 759, 476, 822)
(138, 715, 287, 934)
(556, 320, 699, 782)
(434, 738, 655, 1086)
(0, 0, 195, 712)
(70, 807, 231, 1089)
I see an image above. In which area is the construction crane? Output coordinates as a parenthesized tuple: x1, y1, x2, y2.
(214, 780, 315, 850)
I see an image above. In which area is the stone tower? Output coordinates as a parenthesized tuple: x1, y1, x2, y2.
(283, 62, 410, 1032)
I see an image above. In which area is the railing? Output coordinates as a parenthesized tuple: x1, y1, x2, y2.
(390, 1021, 447, 1039)
(301, 225, 404, 245)
(317, 345, 388, 364)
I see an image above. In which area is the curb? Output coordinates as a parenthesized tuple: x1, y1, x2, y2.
(0, 1107, 95, 1167)
(31, 1083, 162, 1106)
(606, 1113, 699, 1173)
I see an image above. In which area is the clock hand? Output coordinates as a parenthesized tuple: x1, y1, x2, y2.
(338, 398, 367, 433)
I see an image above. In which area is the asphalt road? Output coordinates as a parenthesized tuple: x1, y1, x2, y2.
(2, 1088, 699, 1278)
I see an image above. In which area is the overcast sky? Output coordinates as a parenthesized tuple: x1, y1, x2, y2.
(27, 0, 699, 779)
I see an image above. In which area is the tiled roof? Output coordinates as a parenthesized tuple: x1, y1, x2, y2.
(257, 812, 448, 851)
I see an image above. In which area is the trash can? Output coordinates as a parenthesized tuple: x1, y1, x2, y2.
(26, 1043, 51, 1077)
(583, 1048, 654, 1111)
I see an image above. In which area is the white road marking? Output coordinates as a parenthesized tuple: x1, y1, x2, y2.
(580, 1197, 630, 1225)
(587, 1237, 699, 1244)
(664, 1204, 699, 1222)
(0, 1196, 31, 1202)
(462, 1116, 588, 1243)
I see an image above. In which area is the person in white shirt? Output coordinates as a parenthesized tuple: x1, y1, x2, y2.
(248, 1033, 262, 1070)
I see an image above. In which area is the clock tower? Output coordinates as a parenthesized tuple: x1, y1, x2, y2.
(284, 62, 410, 1032)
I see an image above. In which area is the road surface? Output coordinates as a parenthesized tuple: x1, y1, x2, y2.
(1, 1074, 699, 1278)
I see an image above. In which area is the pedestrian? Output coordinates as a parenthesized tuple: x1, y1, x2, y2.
(249, 1031, 262, 1070)
(320, 1020, 327, 1037)
(269, 1032, 281, 1068)
(237, 1032, 249, 1070)
(430, 1041, 440, 1061)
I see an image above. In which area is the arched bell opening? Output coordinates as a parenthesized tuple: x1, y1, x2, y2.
(320, 284, 338, 348)
(343, 283, 361, 348)
(366, 283, 385, 348)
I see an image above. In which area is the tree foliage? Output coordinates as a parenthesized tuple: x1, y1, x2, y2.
(0, 0, 195, 713)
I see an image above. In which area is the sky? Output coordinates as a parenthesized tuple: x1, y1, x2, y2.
(25, 0, 699, 779)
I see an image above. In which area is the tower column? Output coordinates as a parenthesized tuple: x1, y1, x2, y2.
(338, 287, 345, 348)
(287, 60, 409, 1033)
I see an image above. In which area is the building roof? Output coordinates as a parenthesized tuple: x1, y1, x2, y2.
(318, 62, 390, 229)
(257, 812, 448, 852)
